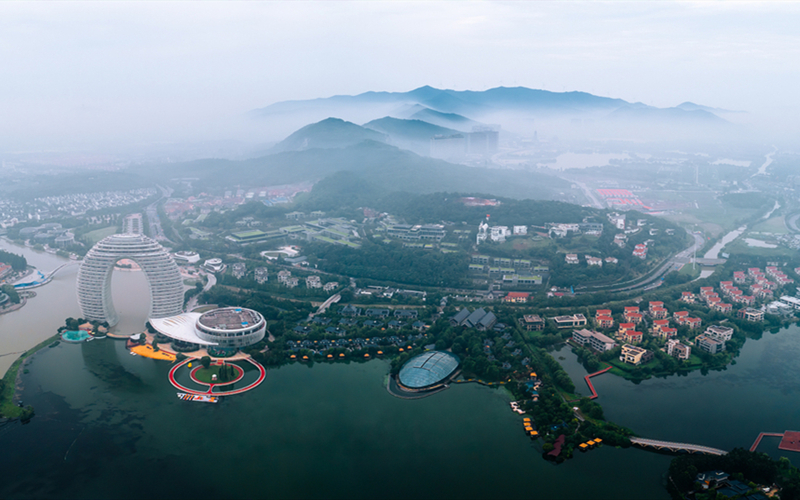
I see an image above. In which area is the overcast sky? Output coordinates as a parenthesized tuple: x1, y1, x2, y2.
(1, 1, 798, 150)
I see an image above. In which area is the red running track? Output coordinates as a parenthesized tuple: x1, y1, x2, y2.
(169, 357, 266, 396)
(584, 366, 612, 399)
(750, 432, 784, 452)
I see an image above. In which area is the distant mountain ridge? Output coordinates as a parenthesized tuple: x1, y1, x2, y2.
(252, 85, 737, 144)
(252, 85, 637, 118)
(271, 117, 386, 152)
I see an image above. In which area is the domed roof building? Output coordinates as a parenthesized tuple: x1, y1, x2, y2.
(397, 351, 460, 391)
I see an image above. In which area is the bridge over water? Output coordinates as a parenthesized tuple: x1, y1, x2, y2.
(13, 261, 81, 289)
(630, 437, 727, 456)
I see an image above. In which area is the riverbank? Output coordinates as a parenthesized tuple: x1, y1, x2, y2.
(0, 333, 59, 418)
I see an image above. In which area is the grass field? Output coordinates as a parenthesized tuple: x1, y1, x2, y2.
(723, 239, 795, 258)
(751, 215, 789, 235)
(83, 226, 118, 245)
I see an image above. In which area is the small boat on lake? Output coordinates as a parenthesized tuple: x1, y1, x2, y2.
(177, 393, 219, 403)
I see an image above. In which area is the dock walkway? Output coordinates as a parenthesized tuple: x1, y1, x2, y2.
(584, 366, 612, 399)
(750, 432, 784, 452)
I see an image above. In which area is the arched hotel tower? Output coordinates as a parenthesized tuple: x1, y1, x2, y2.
(77, 234, 184, 326)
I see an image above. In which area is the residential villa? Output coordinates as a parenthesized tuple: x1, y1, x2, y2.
(666, 339, 691, 360)
(620, 344, 653, 365)
(520, 314, 545, 331)
(738, 308, 764, 322)
(552, 314, 587, 329)
(695, 334, 726, 354)
(572, 329, 616, 352)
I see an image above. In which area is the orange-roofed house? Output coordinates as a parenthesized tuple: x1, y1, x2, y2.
(619, 330, 643, 344)
(650, 307, 668, 319)
(504, 292, 530, 303)
(626, 312, 643, 324)
(596, 315, 614, 329)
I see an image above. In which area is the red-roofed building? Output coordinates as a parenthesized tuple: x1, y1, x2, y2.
(657, 327, 678, 339)
(648, 301, 664, 311)
(700, 287, 714, 297)
(596, 315, 614, 329)
(681, 292, 696, 303)
(652, 319, 670, 331)
(618, 323, 635, 335)
(633, 244, 648, 259)
(595, 309, 612, 319)
(674, 311, 689, 320)
(626, 312, 643, 324)
(619, 330, 643, 345)
(685, 317, 702, 329)
(504, 292, 530, 303)
(650, 307, 668, 319)
(712, 302, 733, 313)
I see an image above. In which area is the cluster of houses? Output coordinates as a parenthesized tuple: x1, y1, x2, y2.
(274, 270, 337, 291)
(565, 299, 749, 366)
(292, 306, 426, 335)
(450, 307, 500, 331)
(564, 254, 618, 266)
(285, 333, 427, 356)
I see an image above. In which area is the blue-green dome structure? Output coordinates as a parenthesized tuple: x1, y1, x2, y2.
(398, 351, 460, 389)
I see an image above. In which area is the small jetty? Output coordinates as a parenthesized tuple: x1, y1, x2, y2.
(750, 431, 800, 453)
(584, 366, 612, 400)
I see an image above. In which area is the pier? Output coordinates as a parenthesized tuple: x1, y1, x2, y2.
(750, 432, 784, 452)
(630, 437, 727, 455)
(584, 366, 612, 399)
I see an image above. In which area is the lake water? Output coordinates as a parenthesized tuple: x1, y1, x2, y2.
(554, 324, 800, 466)
(0, 340, 673, 499)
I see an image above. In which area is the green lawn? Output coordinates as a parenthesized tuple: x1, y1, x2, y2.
(83, 226, 118, 245)
(723, 239, 795, 258)
(751, 215, 789, 235)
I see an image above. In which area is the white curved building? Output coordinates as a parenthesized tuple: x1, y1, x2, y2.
(149, 307, 266, 350)
(77, 233, 184, 326)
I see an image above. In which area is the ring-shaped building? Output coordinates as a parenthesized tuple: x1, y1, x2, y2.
(77, 233, 184, 326)
(397, 351, 460, 391)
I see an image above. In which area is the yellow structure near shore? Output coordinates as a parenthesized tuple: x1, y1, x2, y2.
(130, 344, 177, 361)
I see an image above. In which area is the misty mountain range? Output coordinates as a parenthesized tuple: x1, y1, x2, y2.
(251, 85, 737, 143)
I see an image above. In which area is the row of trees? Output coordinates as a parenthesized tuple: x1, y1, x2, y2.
(0, 250, 27, 271)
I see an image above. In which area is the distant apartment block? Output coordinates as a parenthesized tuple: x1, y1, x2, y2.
(254, 267, 268, 284)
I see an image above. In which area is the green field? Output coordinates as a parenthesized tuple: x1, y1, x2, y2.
(83, 226, 118, 245)
(723, 238, 795, 258)
(750, 215, 789, 235)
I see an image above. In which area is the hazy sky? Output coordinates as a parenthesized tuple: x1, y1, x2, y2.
(1, 1, 798, 149)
